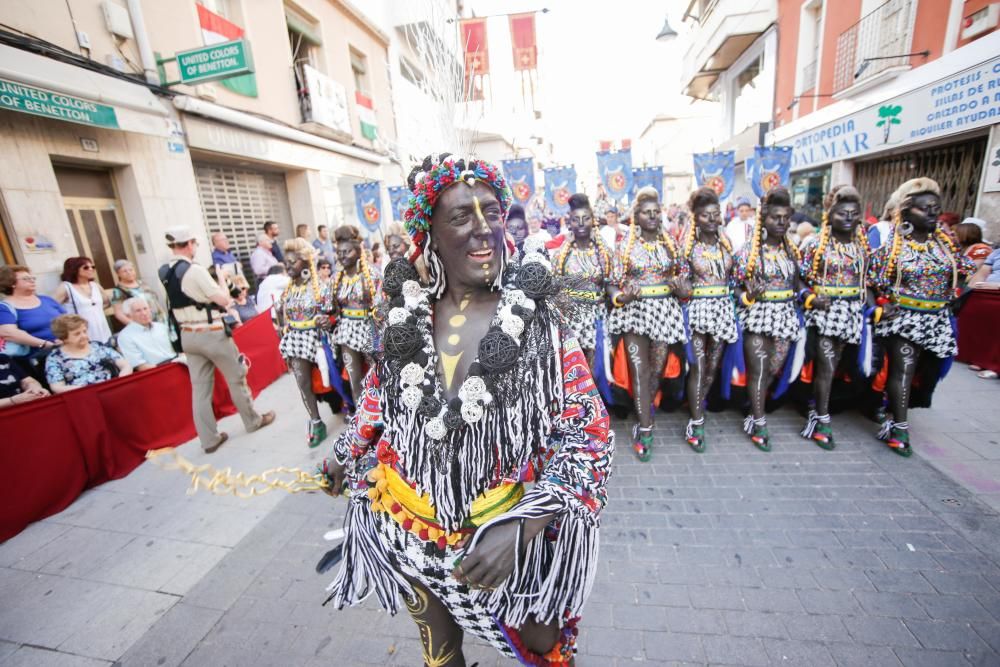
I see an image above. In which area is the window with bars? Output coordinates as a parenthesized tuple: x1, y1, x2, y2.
(193, 164, 293, 283)
(286, 5, 323, 123)
(853, 137, 988, 219)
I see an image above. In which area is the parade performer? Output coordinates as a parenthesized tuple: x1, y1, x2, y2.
(553, 193, 613, 373)
(733, 187, 803, 451)
(331, 225, 379, 410)
(276, 238, 336, 447)
(321, 154, 613, 666)
(608, 186, 689, 461)
(680, 187, 737, 452)
(868, 177, 973, 456)
(798, 185, 869, 449)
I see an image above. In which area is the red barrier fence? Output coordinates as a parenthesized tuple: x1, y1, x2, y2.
(0, 312, 286, 541)
(957, 289, 1000, 375)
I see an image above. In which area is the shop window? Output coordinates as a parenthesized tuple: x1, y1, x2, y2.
(731, 55, 765, 135)
(796, 0, 824, 94)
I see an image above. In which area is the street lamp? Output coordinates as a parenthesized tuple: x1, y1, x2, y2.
(854, 50, 930, 79)
(656, 16, 677, 41)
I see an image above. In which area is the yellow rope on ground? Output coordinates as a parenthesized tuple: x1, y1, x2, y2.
(145, 448, 330, 498)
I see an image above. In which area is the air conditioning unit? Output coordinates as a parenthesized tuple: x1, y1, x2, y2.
(961, 4, 999, 41)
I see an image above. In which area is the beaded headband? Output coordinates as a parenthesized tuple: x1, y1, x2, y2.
(402, 157, 512, 257)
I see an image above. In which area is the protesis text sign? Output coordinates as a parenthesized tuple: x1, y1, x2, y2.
(780, 54, 1000, 170)
(176, 39, 254, 85)
(0, 78, 118, 128)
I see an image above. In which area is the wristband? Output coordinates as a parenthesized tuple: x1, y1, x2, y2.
(612, 293, 626, 308)
(804, 294, 817, 310)
(797, 288, 812, 303)
(741, 293, 756, 307)
(875, 295, 889, 306)
(873, 306, 884, 323)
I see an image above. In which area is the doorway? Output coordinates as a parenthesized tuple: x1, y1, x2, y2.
(53, 165, 132, 288)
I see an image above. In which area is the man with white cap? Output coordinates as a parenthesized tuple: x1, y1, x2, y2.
(159, 226, 275, 452)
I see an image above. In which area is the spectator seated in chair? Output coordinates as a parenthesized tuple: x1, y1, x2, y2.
(116, 297, 179, 370)
(45, 314, 132, 393)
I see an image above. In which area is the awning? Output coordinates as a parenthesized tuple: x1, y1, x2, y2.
(0, 43, 170, 136)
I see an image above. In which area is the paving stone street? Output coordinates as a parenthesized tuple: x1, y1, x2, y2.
(2, 367, 1000, 666)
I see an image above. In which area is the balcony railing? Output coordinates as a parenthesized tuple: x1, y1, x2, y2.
(832, 0, 915, 93)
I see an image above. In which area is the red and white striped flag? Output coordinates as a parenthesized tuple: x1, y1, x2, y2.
(196, 3, 257, 97)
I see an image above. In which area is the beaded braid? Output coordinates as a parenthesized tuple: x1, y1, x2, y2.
(620, 219, 639, 278)
(885, 209, 905, 285)
(683, 217, 733, 261)
(811, 211, 832, 278)
(357, 251, 378, 308)
(744, 209, 765, 279)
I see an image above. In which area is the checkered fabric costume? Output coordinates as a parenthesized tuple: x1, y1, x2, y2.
(807, 298, 864, 344)
(608, 296, 686, 344)
(567, 301, 604, 351)
(688, 296, 739, 343)
(333, 318, 373, 354)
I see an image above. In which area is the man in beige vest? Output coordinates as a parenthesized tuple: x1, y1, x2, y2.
(160, 227, 275, 452)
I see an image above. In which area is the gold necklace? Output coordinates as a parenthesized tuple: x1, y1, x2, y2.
(640, 237, 661, 252)
(907, 239, 930, 252)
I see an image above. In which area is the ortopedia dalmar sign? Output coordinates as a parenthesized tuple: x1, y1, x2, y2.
(176, 39, 254, 85)
(779, 54, 1000, 171)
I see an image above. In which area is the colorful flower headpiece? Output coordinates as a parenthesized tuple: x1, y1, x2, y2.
(403, 157, 512, 256)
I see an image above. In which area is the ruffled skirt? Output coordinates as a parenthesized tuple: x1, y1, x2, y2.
(688, 296, 738, 343)
(279, 327, 321, 361)
(567, 302, 605, 350)
(608, 297, 686, 344)
(806, 298, 864, 344)
(875, 307, 956, 358)
(334, 318, 373, 354)
(740, 301, 801, 341)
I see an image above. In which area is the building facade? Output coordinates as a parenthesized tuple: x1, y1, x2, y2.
(679, 0, 779, 204)
(0, 0, 452, 292)
(769, 0, 1000, 230)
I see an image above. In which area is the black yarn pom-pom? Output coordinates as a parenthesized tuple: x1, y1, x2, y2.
(389, 296, 405, 308)
(413, 350, 429, 367)
(422, 383, 435, 395)
(514, 261, 554, 299)
(383, 324, 423, 360)
(443, 409, 464, 430)
(511, 304, 534, 322)
(418, 395, 442, 417)
(478, 330, 520, 373)
(468, 362, 483, 377)
(382, 258, 419, 297)
(448, 397, 463, 412)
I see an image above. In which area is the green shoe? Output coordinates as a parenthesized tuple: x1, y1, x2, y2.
(632, 424, 653, 462)
(309, 420, 327, 448)
(744, 415, 770, 452)
(801, 411, 835, 450)
(685, 419, 706, 453)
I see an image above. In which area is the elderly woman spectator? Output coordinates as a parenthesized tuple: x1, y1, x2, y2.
(955, 219, 992, 269)
(0, 265, 64, 371)
(53, 257, 112, 343)
(251, 234, 279, 281)
(0, 352, 50, 408)
(230, 274, 258, 324)
(45, 314, 131, 393)
(110, 259, 166, 327)
(117, 298, 177, 370)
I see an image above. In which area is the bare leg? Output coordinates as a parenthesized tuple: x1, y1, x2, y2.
(402, 577, 466, 667)
(885, 336, 919, 425)
(287, 357, 320, 421)
(342, 346, 366, 408)
(648, 340, 670, 411)
(768, 337, 791, 379)
(702, 336, 725, 399)
(686, 332, 708, 421)
(624, 333, 652, 429)
(813, 335, 845, 417)
(744, 332, 769, 421)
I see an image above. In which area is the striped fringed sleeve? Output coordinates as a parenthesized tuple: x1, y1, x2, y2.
(325, 367, 414, 614)
(470, 334, 615, 627)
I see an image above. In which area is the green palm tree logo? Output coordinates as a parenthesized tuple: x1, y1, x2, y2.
(876, 105, 903, 144)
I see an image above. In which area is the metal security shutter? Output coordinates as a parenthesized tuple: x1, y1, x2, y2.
(193, 163, 293, 280)
(854, 136, 987, 219)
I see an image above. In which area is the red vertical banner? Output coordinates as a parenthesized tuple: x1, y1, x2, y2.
(509, 12, 537, 71)
(599, 140, 612, 152)
(460, 18, 488, 101)
(460, 18, 490, 75)
(621, 139, 632, 150)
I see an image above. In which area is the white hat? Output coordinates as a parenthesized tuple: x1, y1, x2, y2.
(165, 226, 196, 245)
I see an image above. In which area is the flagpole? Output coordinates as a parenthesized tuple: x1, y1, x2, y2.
(447, 8, 549, 23)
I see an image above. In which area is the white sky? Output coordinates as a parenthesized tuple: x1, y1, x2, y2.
(464, 0, 699, 178)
